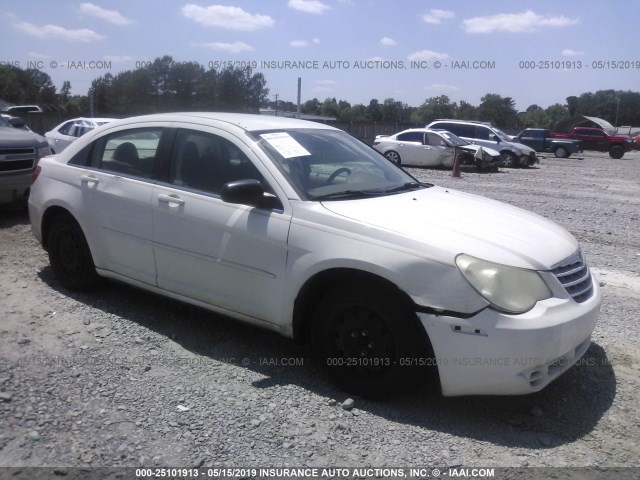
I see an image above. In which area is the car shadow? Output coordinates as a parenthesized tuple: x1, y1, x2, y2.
(0, 205, 30, 228)
(37, 267, 615, 450)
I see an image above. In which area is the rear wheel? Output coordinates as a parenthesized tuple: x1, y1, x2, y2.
(554, 146, 569, 158)
(384, 151, 401, 165)
(48, 216, 99, 291)
(311, 284, 435, 398)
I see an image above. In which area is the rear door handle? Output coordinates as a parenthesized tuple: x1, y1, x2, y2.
(158, 194, 185, 207)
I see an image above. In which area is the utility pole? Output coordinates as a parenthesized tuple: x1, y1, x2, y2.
(274, 93, 279, 116)
(615, 97, 620, 127)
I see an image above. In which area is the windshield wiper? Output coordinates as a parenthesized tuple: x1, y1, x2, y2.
(382, 181, 430, 193)
(312, 182, 430, 200)
(311, 189, 386, 201)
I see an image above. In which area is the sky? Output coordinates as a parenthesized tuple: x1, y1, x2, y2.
(1, 0, 639, 111)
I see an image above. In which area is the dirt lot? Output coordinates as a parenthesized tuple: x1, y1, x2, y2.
(0, 150, 639, 477)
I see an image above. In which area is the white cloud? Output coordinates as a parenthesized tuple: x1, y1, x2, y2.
(290, 40, 309, 47)
(16, 22, 104, 42)
(181, 5, 274, 31)
(103, 55, 134, 63)
(367, 56, 385, 62)
(380, 37, 398, 46)
(193, 41, 254, 53)
(561, 49, 584, 57)
(79, 3, 133, 25)
(462, 10, 578, 34)
(312, 38, 320, 44)
(407, 49, 449, 61)
(422, 9, 455, 25)
(316, 80, 337, 85)
(288, 0, 330, 15)
(425, 83, 459, 92)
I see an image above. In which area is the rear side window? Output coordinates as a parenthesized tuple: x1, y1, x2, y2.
(397, 131, 424, 143)
(90, 128, 163, 180)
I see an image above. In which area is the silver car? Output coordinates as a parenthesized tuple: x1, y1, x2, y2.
(373, 128, 502, 171)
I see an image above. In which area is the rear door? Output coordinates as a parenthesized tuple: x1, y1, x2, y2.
(394, 131, 425, 165)
(151, 127, 291, 325)
(79, 127, 166, 285)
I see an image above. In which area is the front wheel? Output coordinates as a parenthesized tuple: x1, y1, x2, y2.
(48, 216, 99, 291)
(609, 145, 624, 159)
(501, 152, 518, 168)
(311, 285, 435, 397)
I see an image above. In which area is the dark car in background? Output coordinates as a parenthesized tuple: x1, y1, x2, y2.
(514, 129, 582, 158)
(0, 115, 52, 204)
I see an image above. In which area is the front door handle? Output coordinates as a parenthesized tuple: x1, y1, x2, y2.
(158, 194, 185, 207)
(80, 174, 99, 185)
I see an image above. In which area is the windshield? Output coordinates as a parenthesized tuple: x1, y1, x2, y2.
(438, 131, 469, 147)
(492, 127, 513, 142)
(251, 128, 425, 200)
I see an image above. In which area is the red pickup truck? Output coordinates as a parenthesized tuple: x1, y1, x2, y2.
(551, 127, 634, 159)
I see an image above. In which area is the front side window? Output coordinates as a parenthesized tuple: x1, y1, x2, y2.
(426, 132, 448, 147)
(90, 128, 163, 179)
(170, 129, 265, 195)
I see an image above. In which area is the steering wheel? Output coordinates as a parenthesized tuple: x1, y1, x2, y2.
(325, 167, 352, 184)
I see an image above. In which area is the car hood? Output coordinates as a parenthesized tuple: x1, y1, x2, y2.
(508, 140, 535, 153)
(320, 185, 578, 270)
(0, 126, 47, 147)
(458, 144, 500, 157)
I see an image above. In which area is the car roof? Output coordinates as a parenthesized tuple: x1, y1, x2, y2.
(430, 119, 492, 126)
(110, 112, 338, 132)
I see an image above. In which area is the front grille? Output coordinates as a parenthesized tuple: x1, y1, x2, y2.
(551, 252, 593, 303)
(0, 159, 34, 172)
(0, 147, 36, 173)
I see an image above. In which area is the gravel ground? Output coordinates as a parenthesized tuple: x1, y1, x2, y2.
(0, 150, 639, 476)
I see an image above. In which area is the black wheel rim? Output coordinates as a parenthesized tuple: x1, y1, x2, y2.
(55, 228, 83, 276)
(328, 305, 396, 377)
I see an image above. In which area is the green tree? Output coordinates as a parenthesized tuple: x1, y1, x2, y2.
(366, 99, 382, 122)
(477, 93, 518, 128)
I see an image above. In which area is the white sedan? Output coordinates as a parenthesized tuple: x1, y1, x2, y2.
(373, 128, 502, 171)
(29, 113, 600, 397)
(45, 117, 116, 153)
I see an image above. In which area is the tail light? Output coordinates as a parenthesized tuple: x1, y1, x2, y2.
(32, 165, 41, 183)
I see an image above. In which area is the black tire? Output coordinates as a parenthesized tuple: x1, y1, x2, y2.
(311, 284, 435, 398)
(554, 146, 569, 158)
(48, 216, 99, 292)
(384, 151, 401, 165)
(609, 145, 624, 159)
(501, 151, 518, 168)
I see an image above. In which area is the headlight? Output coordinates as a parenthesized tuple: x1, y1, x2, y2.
(455, 254, 551, 314)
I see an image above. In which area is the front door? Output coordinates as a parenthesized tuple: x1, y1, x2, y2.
(152, 127, 290, 325)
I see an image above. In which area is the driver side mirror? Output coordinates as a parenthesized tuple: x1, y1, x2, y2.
(220, 179, 282, 210)
(7, 117, 26, 128)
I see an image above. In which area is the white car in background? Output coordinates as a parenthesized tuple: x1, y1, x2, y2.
(29, 113, 600, 397)
(45, 117, 116, 153)
(373, 128, 502, 171)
